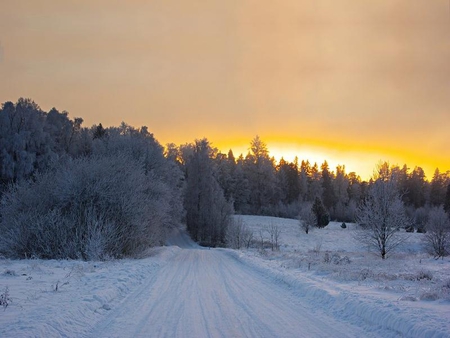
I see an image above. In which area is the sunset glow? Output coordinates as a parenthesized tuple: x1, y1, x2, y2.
(1, 1, 449, 180)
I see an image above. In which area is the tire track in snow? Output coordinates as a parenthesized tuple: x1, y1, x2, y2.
(87, 248, 373, 338)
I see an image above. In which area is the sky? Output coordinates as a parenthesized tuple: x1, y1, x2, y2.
(1, 1, 449, 180)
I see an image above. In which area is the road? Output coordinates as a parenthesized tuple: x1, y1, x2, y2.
(88, 231, 370, 338)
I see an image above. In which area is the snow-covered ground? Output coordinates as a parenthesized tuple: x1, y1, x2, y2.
(0, 217, 449, 337)
(234, 216, 450, 337)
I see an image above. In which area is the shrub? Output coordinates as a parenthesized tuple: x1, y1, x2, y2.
(299, 202, 316, 234)
(416, 270, 433, 281)
(323, 252, 350, 265)
(226, 217, 253, 249)
(423, 206, 450, 258)
(0, 153, 173, 259)
(420, 292, 439, 301)
(359, 268, 373, 281)
(443, 279, 450, 289)
(0, 286, 11, 310)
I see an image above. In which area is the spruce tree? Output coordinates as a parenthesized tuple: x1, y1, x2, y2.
(312, 197, 330, 228)
(184, 139, 232, 246)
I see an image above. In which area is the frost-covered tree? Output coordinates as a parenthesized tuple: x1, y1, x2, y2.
(355, 178, 410, 259)
(0, 98, 88, 190)
(0, 153, 174, 259)
(429, 169, 448, 206)
(347, 172, 362, 203)
(92, 123, 185, 229)
(184, 139, 232, 246)
(0, 99, 48, 184)
(214, 150, 236, 203)
(334, 165, 349, 205)
(0, 107, 184, 259)
(321, 161, 336, 211)
(308, 163, 323, 201)
(244, 136, 277, 214)
(298, 202, 316, 234)
(423, 206, 450, 258)
(276, 158, 300, 205)
(232, 154, 251, 213)
(405, 166, 427, 208)
(298, 160, 310, 202)
(332, 165, 351, 221)
(45, 108, 83, 155)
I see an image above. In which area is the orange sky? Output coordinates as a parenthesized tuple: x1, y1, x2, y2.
(1, 1, 449, 180)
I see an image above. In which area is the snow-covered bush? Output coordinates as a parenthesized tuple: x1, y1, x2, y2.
(0, 153, 174, 259)
(298, 202, 316, 234)
(423, 206, 450, 258)
(419, 292, 439, 301)
(226, 217, 253, 249)
(0, 286, 11, 309)
(323, 252, 351, 265)
(310, 240, 322, 255)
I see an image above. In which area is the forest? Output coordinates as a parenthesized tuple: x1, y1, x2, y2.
(1, 98, 449, 259)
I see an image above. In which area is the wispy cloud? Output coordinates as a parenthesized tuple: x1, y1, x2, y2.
(0, 1, 449, 178)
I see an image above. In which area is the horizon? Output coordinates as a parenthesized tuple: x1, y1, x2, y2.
(1, 96, 448, 182)
(1, 1, 449, 181)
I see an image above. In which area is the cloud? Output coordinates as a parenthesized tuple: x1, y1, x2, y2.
(0, 0, 449, 178)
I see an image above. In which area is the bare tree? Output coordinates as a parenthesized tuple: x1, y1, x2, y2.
(268, 223, 282, 251)
(244, 230, 254, 249)
(298, 202, 316, 234)
(259, 228, 266, 250)
(355, 179, 410, 259)
(423, 206, 450, 258)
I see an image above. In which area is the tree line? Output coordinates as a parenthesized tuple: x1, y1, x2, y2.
(169, 135, 450, 229)
(0, 99, 184, 259)
(0, 98, 449, 259)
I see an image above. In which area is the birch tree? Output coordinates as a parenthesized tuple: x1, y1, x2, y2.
(355, 178, 410, 259)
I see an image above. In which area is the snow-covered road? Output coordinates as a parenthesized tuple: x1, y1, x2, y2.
(88, 246, 371, 338)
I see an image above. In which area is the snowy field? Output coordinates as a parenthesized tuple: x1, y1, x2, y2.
(0, 217, 449, 337)
(234, 215, 450, 337)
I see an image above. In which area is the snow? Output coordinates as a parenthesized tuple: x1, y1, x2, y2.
(0, 218, 449, 337)
(234, 216, 450, 337)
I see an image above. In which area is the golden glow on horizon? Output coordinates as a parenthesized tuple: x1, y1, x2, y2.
(208, 137, 449, 182)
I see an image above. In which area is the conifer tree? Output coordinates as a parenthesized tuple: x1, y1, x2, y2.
(184, 139, 231, 246)
(312, 197, 329, 228)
